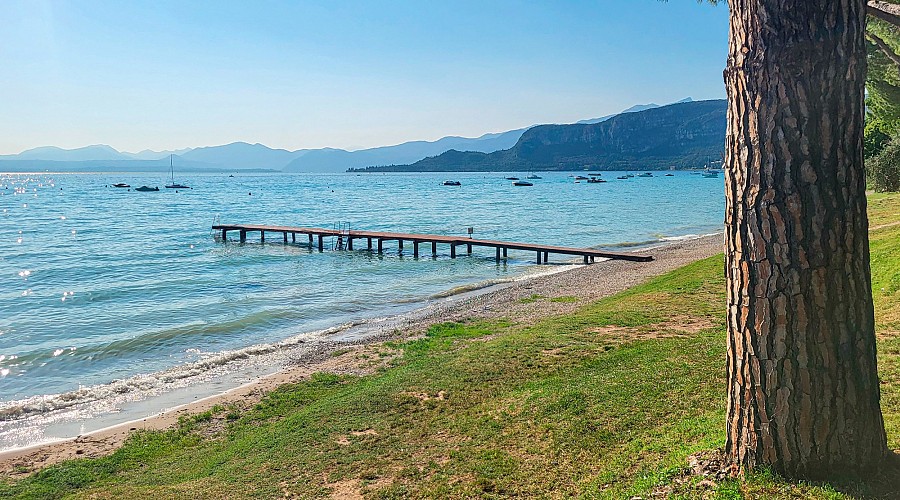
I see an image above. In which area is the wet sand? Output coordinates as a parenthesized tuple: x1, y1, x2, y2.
(0, 233, 722, 476)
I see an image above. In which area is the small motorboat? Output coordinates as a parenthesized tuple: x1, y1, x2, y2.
(526, 174, 542, 179)
(442, 180, 461, 186)
(637, 172, 653, 177)
(616, 175, 628, 180)
(506, 177, 520, 181)
(575, 175, 590, 181)
(702, 171, 720, 178)
(587, 177, 607, 183)
(112, 183, 130, 188)
(512, 180, 533, 186)
(134, 186, 159, 192)
(665, 173, 675, 177)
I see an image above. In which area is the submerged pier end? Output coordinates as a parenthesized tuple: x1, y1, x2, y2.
(212, 224, 653, 264)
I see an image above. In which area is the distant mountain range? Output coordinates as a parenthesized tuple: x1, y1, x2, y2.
(0, 98, 696, 172)
(349, 99, 725, 172)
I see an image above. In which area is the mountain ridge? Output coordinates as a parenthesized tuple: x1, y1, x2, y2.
(349, 99, 725, 172)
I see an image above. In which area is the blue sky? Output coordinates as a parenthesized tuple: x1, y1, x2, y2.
(0, 0, 729, 154)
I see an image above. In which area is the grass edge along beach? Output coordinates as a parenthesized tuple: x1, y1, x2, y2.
(1, 192, 899, 498)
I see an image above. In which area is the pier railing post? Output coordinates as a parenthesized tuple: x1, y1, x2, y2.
(543, 251, 548, 262)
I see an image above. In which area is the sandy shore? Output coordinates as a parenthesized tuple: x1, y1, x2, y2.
(0, 233, 722, 476)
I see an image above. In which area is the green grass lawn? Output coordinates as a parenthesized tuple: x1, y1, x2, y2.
(2, 193, 900, 499)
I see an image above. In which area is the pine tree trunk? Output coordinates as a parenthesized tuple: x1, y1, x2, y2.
(724, 0, 888, 477)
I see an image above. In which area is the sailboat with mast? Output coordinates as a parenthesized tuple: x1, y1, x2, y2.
(165, 154, 191, 189)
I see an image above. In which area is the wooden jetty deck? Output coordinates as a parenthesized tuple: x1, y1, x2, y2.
(212, 224, 653, 264)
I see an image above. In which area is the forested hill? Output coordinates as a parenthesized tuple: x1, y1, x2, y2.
(348, 99, 727, 172)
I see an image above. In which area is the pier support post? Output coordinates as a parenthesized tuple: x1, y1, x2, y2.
(221, 229, 227, 241)
(414, 241, 419, 258)
(467, 243, 472, 255)
(590, 256, 595, 263)
(308, 234, 313, 246)
(503, 248, 507, 258)
(240, 230, 246, 243)
(451, 245, 456, 258)
(378, 239, 383, 254)
(536, 250, 542, 264)
(291, 233, 296, 243)
(398, 239, 403, 254)
(283, 232, 288, 243)
(543, 251, 549, 263)
(432, 241, 437, 256)
(260, 231, 265, 243)
(584, 255, 589, 264)
(348, 238, 353, 250)
(318, 235, 324, 252)
(495, 247, 501, 261)
(368, 237, 372, 251)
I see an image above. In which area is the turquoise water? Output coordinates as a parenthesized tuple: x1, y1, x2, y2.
(0, 171, 723, 448)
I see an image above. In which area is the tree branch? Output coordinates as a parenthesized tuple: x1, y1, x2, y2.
(869, 1, 900, 28)
(867, 31, 900, 74)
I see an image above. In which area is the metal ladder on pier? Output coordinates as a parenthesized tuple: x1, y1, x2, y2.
(332, 222, 351, 250)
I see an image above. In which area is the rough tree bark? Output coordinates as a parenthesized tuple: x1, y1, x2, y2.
(724, 0, 889, 477)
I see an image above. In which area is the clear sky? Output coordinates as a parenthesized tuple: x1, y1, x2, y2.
(0, 0, 729, 154)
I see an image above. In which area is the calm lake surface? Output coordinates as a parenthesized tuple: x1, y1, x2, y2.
(0, 170, 724, 450)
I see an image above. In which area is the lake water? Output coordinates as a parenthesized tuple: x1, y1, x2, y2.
(0, 171, 724, 450)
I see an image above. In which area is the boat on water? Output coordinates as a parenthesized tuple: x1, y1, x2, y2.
(442, 180, 461, 186)
(665, 173, 675, 177)
(575, 175, 590, 181)
(134, 186, 159, 192)
(637, 172, 653, 177)
(512, 180, 533, 186)
(702, 171, 720, 178)
(526, 174, 542, 179)
(165, 155, 191, 189)
(506, 176, 520, 181)
(112, 183, 130, 188)
(616, 175, 628, 180)
(587, 177, 607, 183)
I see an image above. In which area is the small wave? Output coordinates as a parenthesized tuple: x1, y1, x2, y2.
(0, 321, 359, 422)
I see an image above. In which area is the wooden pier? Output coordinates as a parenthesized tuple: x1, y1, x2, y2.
(211, 224, 653, 264)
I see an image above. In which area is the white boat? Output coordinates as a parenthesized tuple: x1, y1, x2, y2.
(165, 155, 190, 189)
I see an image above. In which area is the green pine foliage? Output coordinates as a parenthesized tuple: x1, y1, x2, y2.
(869, 136, 900, 192)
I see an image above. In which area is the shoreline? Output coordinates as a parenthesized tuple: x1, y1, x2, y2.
(0, 232, 723, 476)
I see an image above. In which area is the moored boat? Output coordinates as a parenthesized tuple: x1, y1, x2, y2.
(112, 183, 130, 188)
(512, 180, 533, 186)
(442, 180, 461, 186)
(134, 186, 159, 192)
